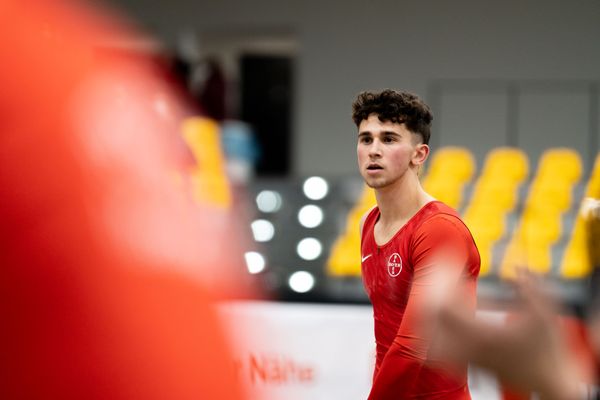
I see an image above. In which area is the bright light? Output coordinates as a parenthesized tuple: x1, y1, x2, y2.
(251, 219, 275, 242)
(296, 237, 322, 260)
(244, 251, 266, 274)
(256, 190, 282, 213)
(288, 271, 315, 293)
(297, 205, 324, 228)
(303, 176, 329, 200)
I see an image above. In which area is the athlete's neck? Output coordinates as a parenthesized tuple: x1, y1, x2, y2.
(375, 172, 434, 227)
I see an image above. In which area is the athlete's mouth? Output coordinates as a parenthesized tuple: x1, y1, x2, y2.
(367, 164, 383, 170)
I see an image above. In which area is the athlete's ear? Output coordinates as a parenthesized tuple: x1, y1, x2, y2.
(412, 143, 429, 167)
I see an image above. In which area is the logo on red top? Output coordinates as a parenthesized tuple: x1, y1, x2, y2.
(387, 253, 402, 277)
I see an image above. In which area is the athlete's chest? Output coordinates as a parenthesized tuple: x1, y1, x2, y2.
(360, 232, 414, 304)
(372, 216, 412, 245)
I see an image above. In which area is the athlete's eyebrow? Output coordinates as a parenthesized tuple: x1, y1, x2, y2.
(358, 130, 402, 138)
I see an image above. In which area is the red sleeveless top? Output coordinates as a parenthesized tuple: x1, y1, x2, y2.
(361, 201, 480, 399)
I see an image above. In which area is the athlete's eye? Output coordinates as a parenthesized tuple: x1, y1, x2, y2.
(382, 136, 396, 143)
(359, 136, 372, 144)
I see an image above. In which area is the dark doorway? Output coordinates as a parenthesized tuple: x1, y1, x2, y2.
(240, 54, 293, 176)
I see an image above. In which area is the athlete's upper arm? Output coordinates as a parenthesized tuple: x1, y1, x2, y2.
(411, 215, 471, 267)
(395, 215, 474, 360)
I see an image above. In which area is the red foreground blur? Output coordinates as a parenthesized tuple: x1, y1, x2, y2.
(0, 1, 246, 398)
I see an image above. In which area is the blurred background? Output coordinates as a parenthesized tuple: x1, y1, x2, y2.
(102, 0, 600, 306)
(7, 0, 600, 398)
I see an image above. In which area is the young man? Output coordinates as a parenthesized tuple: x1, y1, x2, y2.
(353, 89, 480, 399)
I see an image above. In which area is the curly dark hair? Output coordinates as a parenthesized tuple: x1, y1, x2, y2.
(351, 89, 433, 144)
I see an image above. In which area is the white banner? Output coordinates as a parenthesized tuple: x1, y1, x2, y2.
(219, 301, 502, 400)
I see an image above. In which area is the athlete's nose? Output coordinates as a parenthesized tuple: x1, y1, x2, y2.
(369, 139, 383, 157)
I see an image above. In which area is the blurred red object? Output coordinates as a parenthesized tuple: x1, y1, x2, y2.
(0, 1, 246, 398)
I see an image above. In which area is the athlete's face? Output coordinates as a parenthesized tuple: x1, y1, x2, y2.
(357, 113, 428, 189)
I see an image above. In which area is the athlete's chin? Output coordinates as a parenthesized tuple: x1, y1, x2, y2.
(363, 178, 388, 189)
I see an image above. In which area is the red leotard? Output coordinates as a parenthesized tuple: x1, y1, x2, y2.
(361, 201, 480, 399)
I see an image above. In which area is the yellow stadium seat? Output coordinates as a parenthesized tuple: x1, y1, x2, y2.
(464, 207, 505, 243)
(349, 207, 374, 234)
(537, 148, 583, 184)
(182, 117, 232, 208)
(560, 194, 600, 279)
(470, 180, 519, 212)
(518, 209, 562, 245)
(501, 240, 552, 277)
(326, 184, 375, 277)
(425, 147, 476, 183)
(523, 244, 552, 274)
(500, 241, 528, 279)
(560, 220, 591, 279)
(327, 236, 361, 276)
(423, 178, 465, 209)
(358, 185, 377, 208)
(526, 182, 573, 212)
(476, 241, 493, 277)
(481, 148, 529, 184)
(501, 208, 560, 277)
(422, 147, 476, 210)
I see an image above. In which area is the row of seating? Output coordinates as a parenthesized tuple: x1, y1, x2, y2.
(462, 148, 528, 276)
(500, 148, 583, 277)
(326, 147, 600, 280)
(561, 154, 600, 278)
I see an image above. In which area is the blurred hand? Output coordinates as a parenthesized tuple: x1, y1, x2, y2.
(430, 270, 585, 400)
